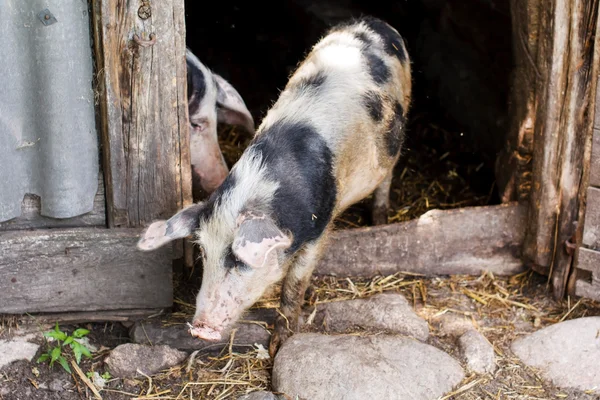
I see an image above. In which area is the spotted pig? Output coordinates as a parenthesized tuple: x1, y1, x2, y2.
(139, 17, 412, 356)
(186, 49, 255, 195)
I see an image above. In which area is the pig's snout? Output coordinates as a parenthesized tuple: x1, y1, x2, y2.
(188, 320, 223, 342)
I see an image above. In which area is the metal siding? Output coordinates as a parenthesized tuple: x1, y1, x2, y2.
(0, 0, 99, 223)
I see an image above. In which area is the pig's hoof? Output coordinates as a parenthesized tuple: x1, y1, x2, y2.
(269, 327, 292, 358)
(371, 206, 389, 225)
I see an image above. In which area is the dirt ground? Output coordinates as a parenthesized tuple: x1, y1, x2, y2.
(2, 271, 600, 400)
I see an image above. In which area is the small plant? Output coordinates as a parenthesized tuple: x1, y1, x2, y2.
(37, 322, 93, 373)
(86, 371, 111, 381)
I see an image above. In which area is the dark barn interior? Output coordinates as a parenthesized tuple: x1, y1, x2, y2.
(183, 0, 514, 228)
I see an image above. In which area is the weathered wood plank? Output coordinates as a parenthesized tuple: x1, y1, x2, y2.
(0, 228, 173, 313)
(523, 0, 599, 299)
(575, 247, 600, 281)
(591, 128, 600, 187)
(0, 172, 106, 231)
(575, 280, 600, 301)
(91, 0, 192, 228)
(582, 187, 600, 249)
(495, 0, 540, 202)
(315, 203, 526, 277)
(17, 309, 165, 325)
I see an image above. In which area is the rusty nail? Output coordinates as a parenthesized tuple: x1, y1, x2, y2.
(565, 232, 578, 256)
(133, 33, 156, 47)
(44, 14, 50, 20)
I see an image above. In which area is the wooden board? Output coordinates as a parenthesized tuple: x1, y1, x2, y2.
(0, 228, 172, 313)
(591, 128, 600, 187)
(91, 0, 192, 228)
(0, 172, 106, 231)
(583, 187, 600, 250)
(315, 203, 526, 277)
(495, 0, 540, 203)
(575, 247, 600, 281)
(575, 280, 600, 301)
(523, 0, 599, 299)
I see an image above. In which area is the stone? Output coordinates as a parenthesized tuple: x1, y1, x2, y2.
(511, 316, 600, 393)
(433, 313, 475, 336)
(0, 333, 40, 369)
(314, 293, 429, 341)
(105, 343, 187, 378)
(272, 333, 465, 400)
(458, 329, 496, 374)
(131, 309, 273, 354)
(236, 391, 284, 400)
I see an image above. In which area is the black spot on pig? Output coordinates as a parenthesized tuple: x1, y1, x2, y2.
(364, 52, 390, 84)
(296, 71, 327, 92)
(360, 16, 407, 64)
(362, 91, 384, 122)
(251, 121, 336, 253)
(384, 102, 406, 156)
(186, 58, 207, 116)
(354, 31, 373, 47)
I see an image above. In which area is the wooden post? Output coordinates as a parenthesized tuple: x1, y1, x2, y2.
(495, 0, 541, 203)
(91, 0, 192, 229)
(523, 0, 600, 299)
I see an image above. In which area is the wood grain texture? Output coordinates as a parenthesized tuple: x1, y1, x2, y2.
(582, 187, 600, 249)
(315, 203, 527, 277)
(0, 172, 106, 231)
(0, 228, 172, 313)
(91, 0, 192, 228)
(591, 128, 600, 188)
(495, 0, 540, 202)
(18, 309, 165, 325)
(575, 280, 600, 301)
(522, 0, 599, 299)
(575, 247, 600, 280)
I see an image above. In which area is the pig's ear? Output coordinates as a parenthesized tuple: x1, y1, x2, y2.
(231, 210, 292, 269)
(137, 202, 205, 251)
(213, 73, 255, 135)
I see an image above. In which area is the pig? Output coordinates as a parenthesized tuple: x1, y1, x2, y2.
(186, 49, 255, 195)
(138, 17, 412, 356)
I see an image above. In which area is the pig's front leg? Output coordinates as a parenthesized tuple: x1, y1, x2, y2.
(269, 240, 326, 357)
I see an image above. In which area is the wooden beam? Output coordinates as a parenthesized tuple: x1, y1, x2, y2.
(575, 247, 600, 281)
(591, 128, 600, 188)
(523, 0, 599, 299)
(582, 187, 600, 249)
(0, 228, 172, 314)
(315, 203, 526, 277)
(16, 309, 165, 325)
(91, 0, 192, 229)
(495, 0, 541, 202)
(0, 171, 106, 231)
(575, 280, 600, 301)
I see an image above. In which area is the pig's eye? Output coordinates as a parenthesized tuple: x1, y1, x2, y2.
(191, 120, 207, 131)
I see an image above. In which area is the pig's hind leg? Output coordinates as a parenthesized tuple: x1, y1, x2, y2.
(269, 240, 326, 357)
(371, 168, 394, 225)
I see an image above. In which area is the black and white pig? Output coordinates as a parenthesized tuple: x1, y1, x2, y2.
(186, 49, 255, 194)
(139, 17, 412, 356)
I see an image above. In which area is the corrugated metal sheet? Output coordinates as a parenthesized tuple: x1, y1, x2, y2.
(0, 0, 99, 223)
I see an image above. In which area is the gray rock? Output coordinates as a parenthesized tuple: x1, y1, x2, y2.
(315, 293, 429, 340)
(0, 333, 40, 368)
(131, 310, 273, 354)
(272, 333, 464, 400)
(433, 313, 475, 336)
(459, 329, 496, 374)
(105, 343, 187, 378)
(236, 391, 284, 400)
(512, 316, 600, 393)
